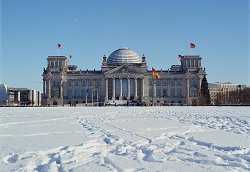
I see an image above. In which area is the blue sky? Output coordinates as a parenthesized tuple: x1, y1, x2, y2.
(1, 0, 249, 91)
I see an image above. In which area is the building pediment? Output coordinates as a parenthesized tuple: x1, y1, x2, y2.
(104, 64, 144, 75)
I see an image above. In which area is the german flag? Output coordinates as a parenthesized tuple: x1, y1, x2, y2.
(152, 67, 160, 79)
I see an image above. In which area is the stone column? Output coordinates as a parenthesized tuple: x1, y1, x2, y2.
(17, 91, 21, 103)
(127, 78, 130, 100)
(43, 79, 46, 98)
(135, 78, 138, 98)
(141, 78, 144, 97)
(119, 78, 122, 100)
(48, 79, 51, 98)
(105, 79, 108, 101)
(187, 78, 190, 97)
(112, 78, 115, 100)
(60, 79, 63, 98)
(153, 79, 156, 97)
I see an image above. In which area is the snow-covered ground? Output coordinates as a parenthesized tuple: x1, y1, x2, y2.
(0, 107, 249, 172)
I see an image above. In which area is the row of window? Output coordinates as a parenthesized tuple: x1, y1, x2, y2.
(68, 80, 101, 86)
(182, 59, 200, 68)
(67, 88, 100, 99)
(149, 87, 183, 97)
(149, 79, 183, 87)
(49, 61, 64, 68)
(149, 79, 198, 87)
(51, 79, 102, 87)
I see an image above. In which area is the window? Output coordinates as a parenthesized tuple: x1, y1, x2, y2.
(115, 79, 120, 97)
(52, 89, 59, 98)
(170, 88, 175, 97)
(122, 79, 128, 97)
(170, 79, 175, 86)
(149, 87, 153, 97)
(96, 79, 101, 86)
(163, 88, 167, 97)
(190, 89, 197, 97)
(156, 80, 161, 86)
(89, 80, 93, 86)
(191, 60, 194, 67)
(68, 80, 72, 86)
(51, 61, 54, 68)
(162, 80, 167, 86)
(52, 80, 60, 87)
(190, 79, 197, 88)
(82, 80, 87, 86)
(187, 60, 190, 67)
(55, 61, 58, 68)
(148, 79, 153, 86)
(68, 89, 72, 98)
(75, 89, 80, 98)
(177, 88, 182, 97)
(156, 86, 161, 97)
(177, 80, 182, 86)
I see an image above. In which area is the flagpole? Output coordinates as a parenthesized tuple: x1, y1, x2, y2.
(57, 48, 59, 56)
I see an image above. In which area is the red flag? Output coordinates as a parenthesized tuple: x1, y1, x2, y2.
(57, 44, 61, 48)
(190, 43, 195, 48)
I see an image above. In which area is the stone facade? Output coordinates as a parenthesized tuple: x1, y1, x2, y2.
(42, 48, 206, 106)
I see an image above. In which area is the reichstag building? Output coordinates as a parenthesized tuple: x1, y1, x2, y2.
(42, 47, 206, 106)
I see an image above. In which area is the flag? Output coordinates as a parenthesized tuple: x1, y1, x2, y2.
(57, 44, 61, 48)
(70, 55, 72, 59)
(152, 68, 156, 75)
(190, 43, 195, 48)
(178, 55, 183, 60)
(155, 73, 160, 79)
(152, 67, 160, 79)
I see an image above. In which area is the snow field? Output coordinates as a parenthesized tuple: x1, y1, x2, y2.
(0, 106, 249, 171)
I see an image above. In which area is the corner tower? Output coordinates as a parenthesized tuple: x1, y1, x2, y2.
(42, 56, 68, 106)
